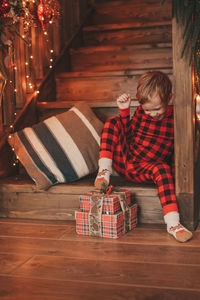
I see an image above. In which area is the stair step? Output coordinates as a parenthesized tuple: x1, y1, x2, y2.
(83, 22, 172, 46)
(55, 69, 173, 102)
(70, 43, 172, 72)
(92, 0, 171, 25)
(0, 175, 163, 224)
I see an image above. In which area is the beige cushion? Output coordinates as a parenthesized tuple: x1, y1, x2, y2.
(8, 103, 103, 190)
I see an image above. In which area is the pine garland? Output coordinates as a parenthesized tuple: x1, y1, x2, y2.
(161, 0, 200, 90)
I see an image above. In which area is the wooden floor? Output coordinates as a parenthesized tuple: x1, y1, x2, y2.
(0, 219, 200, 300)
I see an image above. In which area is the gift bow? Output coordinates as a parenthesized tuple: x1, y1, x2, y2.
(100, 183, 119, 195)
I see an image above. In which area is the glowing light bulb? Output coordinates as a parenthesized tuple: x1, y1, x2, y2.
(196, 95, 200, 120)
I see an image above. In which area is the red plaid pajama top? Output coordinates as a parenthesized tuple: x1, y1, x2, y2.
(99, 105, 178, 215)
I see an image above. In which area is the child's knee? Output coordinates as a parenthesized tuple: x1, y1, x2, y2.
(152, 162, 171, 175)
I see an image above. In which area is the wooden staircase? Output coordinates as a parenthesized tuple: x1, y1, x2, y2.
(0, 0, 173, 224)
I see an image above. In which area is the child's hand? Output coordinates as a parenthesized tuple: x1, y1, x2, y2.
(117, 93, 131, 109)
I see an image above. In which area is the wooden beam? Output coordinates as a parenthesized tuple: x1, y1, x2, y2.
(172, 17, 196, 229)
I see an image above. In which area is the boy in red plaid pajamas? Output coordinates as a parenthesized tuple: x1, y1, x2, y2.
(94, 70, 192, 243)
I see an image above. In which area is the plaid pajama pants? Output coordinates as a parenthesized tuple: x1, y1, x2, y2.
(99, 116, 178, 215)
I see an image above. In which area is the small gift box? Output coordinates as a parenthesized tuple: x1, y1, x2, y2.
(75, 203, 137, 239)
(79, 189, 131, 215)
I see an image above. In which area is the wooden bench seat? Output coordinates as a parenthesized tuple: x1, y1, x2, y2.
(0, 174, 163, 224)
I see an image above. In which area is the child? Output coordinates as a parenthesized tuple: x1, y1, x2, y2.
(94, 70, 192, 243)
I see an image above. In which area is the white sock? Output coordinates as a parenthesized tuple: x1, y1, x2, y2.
(98, 157, 112, 173)
(94, 158, 112, 188)
(164, 211, 180, 232)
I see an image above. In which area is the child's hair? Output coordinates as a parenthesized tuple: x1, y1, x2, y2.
(136, 71, 172, 104)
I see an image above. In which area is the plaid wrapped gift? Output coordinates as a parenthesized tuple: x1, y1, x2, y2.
(79, 190, 131, 215)
(75, 203, 137, 239)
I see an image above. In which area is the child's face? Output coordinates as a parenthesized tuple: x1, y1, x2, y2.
(141, 93, 171, 121)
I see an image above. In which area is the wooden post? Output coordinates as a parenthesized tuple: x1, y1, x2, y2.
(172, 17, 198, 229)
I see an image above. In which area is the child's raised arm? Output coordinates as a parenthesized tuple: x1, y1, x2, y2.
(117, 93, 131, 110)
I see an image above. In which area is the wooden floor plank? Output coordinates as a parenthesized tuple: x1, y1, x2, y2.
(0, 219, 199, 299)
(12, 255, 200, 290)
(0, 236, 200, 265)
(0, 276, 199, 300)
(0, 219, 200, 247)
(0, 222, 70, 239)
(0, 253, 32, 274)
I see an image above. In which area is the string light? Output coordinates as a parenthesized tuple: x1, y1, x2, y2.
(2, 1, 61, 169)
(196, 95, 200, 120)
(8, 0, 59, 150)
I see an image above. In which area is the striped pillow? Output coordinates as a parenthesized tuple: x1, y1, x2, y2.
(8, 103, 104, 190)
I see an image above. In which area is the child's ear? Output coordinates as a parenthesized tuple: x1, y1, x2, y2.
(168, 93, 173, 104)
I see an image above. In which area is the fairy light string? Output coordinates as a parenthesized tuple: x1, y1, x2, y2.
(1, 0, 60, 167)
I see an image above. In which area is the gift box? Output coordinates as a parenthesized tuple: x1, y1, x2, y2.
(75, 203, 137, 239)
(79, 189, 131, 215)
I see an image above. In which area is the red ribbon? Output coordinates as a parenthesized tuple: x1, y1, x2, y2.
(105, 185, 114, 195)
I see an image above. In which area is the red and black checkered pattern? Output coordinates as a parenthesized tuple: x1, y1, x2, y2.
(79, 190, 131, 215)
(75, 203, 137, 239)
(99, 105, 178, 215)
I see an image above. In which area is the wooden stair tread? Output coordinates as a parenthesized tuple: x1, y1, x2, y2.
(83, 22, 172, 47)
(54, 69, 173, 102)
(0, 174, 162, 223)
(70, 42, 172, 54)
(0, 175, 157, 196)
(91, 0, 171, 25)
(83, 21, 172, 32)
(70, 50, 172, 72)
(92, 0, 171, 14)
(55, 68, 173, 79)
(37, 100, 139, 110)
(93, 0, 170, 9)
(54, 69, 173, 103)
